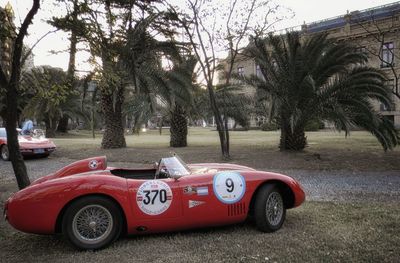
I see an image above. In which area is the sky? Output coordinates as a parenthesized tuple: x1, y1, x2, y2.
(1, 0, 397, 73)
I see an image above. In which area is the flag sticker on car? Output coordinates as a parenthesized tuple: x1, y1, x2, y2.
(189, 200, 206, 208)
(183, 186, 209, 196)
(196, 187, 208, 196)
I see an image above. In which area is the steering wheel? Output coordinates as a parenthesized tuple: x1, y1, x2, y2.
(154, 160, 168, 179)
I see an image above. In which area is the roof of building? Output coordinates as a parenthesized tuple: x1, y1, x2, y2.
(307, 1, 400, 33)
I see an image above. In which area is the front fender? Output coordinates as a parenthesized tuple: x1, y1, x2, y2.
(240, 171, 305, 208)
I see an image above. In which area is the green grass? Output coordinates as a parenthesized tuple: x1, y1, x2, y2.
(1, 201, 399, 262)
(55, 128, 382, 149)
(51, 128, 400, 171)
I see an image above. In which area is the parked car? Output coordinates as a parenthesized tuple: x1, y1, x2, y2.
(0, 128, 56, 161)
(4, 155, 305, 250)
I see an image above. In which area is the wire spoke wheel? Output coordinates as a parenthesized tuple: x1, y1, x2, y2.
(63, 196, 123, 250)
(72, 204, 113, 245)
(254, 184, 286, 232)
(265, 192, 284, 226)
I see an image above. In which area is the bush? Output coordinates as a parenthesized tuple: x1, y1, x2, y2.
(261, 122, 279, 131)
(305, 119, 325, 131)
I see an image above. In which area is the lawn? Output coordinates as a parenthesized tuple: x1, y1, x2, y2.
(1, 202, 399, 262)
(1, 128, 399, 262)
(52, 128, 400, 171)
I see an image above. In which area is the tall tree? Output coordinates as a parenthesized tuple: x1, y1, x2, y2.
(244, 32, 399, 151)
(50, 0, 85, 132)
(63, 0, 178, 149)
(121, 14, 173, 135)
(0, 0, 41, 189)
(164, 54, 197, 147)
(170, 1, 230, 158)
(170, 0, 288, 158)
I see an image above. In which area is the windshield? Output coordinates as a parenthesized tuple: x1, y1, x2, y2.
(159, 155, 191, 177)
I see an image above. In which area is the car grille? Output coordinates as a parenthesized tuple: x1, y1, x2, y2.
(227, 202, 246, 216)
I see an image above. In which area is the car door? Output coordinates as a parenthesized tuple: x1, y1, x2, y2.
(127, 178, 182, 233)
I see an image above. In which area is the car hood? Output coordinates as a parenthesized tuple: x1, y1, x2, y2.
(188, 163, 256, 174)
(18, 136, 51, 144)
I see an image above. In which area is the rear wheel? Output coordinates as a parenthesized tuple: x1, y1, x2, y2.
(1, 145, 9, 161)
(254, 184, 286, 232)
(62, 196, 123, 250)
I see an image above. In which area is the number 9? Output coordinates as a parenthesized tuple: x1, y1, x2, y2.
(226, 178, 234, 193)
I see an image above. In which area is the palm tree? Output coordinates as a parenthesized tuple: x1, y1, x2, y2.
(245, 32, 399, 151)
(164, 55, 197, 147)
(124, 52, 197, 147)
(21, 66, 85, 137)
(215, 85, 253, 130)
(121, 16, 177, 134)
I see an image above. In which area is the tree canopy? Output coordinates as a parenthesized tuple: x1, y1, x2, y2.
(244, 32, 399, 151)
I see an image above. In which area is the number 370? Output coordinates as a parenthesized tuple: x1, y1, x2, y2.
(143, 189, 167, 205)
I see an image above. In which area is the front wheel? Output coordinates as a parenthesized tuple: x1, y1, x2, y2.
(62, 196, 123, 250)
(1, 145, 9, 161)
(254, 184, 286, 232)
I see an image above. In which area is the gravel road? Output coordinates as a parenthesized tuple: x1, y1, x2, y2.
(1, 158, 399, 202)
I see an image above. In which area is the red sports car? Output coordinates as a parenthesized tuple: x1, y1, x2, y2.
(0, 128, 56, 161)
(4, 155, 305, 250)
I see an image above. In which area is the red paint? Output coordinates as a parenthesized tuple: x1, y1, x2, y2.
(4, 157, 305, 236)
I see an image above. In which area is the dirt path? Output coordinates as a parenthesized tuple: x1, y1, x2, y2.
(271, 169, 400, 202)
(1, 158, 399, 202)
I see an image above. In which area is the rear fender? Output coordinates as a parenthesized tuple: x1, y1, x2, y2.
(32, 156, 107, 185)
(55, 193, 128, 235)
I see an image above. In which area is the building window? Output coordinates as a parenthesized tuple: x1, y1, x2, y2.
(380, 79, 394, 111)
(237, 66, 244, 77)
(381, 42, 394, 68)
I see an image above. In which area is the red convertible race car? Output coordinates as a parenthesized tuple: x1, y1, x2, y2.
(4, 155, 305, 250)
(0, 128, 56, 161)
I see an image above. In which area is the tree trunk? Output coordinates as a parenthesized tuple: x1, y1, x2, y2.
(207, 84, 230, 158)
(170, 105, 187, 147)
(4, 84, 30, 189)
(133, 114, 141, 135)
(57, 115, 69, 132)
(100, 86, 126, 148)
(45, 118, 58, 138)
(57, 2, 78, 135)
(0, 0, 40, 190)
(279, 119, 307, 151)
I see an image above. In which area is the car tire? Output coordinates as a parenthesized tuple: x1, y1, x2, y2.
(254, 184, 286, 232)
(1, 145, 10, 161)
(62, 196, 123, 250)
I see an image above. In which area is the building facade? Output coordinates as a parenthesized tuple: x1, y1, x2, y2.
(228, 1, 400, 128)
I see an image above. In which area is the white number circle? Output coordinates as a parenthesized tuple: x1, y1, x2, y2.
(213, 171, 246, 204)
(136, 180, 173, 215)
